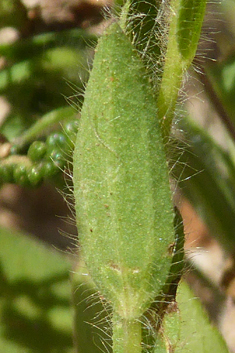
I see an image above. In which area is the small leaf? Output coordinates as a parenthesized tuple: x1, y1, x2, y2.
(155, 281, 229, 352)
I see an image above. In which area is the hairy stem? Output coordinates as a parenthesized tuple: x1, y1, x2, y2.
(158, 0, 207, 140)
(112, 314, 142, 353)
(157, 0, 184, 139)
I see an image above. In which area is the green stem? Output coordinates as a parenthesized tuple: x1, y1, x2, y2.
(157, 0, 207, 140)
(13, 106, 75, 147)
(112, 314, 142, 353)
(157, 0, 184, 140)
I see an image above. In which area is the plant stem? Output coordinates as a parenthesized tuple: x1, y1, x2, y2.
(157, 0, 184, 140)
(13, 106, 75, 146)
(157, 0, 207, 140)
(112, 314, 142, 353)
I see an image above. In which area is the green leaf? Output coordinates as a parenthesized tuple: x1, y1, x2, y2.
(73, 22, 175, 320)
(155, 281, 229, 352)
(73, 21, 175, 353)
(0, 227, 73, 352)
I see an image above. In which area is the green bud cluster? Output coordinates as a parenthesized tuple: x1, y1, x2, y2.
(0, 120, 78, 187)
